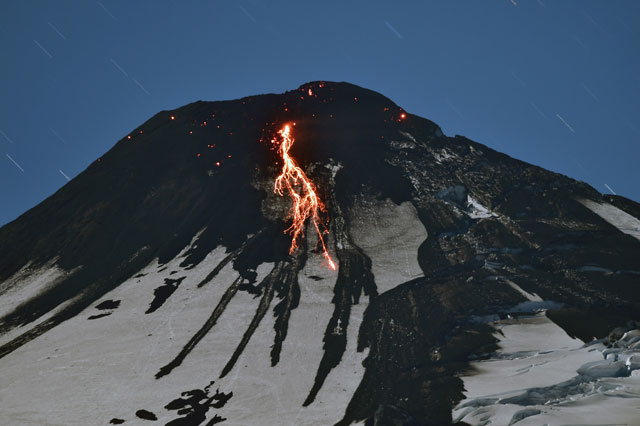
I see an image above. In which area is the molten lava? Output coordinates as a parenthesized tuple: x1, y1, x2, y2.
(273, 124, 336, 270)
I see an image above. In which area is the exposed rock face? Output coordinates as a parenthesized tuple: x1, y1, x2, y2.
(0, 82, 639, 426)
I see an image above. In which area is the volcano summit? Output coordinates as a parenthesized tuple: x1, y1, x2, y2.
(1, 82, 639, 426)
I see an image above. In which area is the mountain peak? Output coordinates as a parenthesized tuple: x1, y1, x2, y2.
(1, 82, 640, 426)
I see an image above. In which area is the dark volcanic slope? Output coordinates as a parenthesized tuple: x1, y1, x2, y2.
(1, 81, 639, 425)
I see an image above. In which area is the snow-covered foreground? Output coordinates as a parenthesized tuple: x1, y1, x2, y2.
(0, 198, 426, 426)
(0, 242, 357, 425)
(454, 313, 640, 426)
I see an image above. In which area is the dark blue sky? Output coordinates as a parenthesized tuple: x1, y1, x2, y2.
(1, 1, 639, 226)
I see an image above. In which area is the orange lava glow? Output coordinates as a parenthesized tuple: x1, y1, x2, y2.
(273, 124, 336, 270)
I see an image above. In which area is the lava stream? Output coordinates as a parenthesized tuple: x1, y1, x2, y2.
(273, 124, 336, 270)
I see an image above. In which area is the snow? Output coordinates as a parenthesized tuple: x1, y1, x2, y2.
(1, 237, 235, 425)
(399, 131, 418, 144)
(324, 160, 343, 180)
(454, 313, 640, 426)
(0, 259, 78, 319)
(209, 235, 368, 426)
(578, 198, 640, 241)
(466, 195, 496, 219)
(389, 132, 419, 150)
(0, 260, 82, 348)
(503, 279, 542, 302)
(435, 186, 496, 219)
(389, 140, 415, 150)
(0, 230, 368, 426)
(348, 198, 427, 293)
(432, 148, 455, 163)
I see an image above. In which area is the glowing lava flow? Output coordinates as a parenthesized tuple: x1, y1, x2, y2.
(273, 124, 336, 270)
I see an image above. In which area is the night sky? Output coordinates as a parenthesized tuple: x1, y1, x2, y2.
(1, 1, 639, 226)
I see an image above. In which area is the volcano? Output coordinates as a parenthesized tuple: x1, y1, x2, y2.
(1, 82, 639, 426)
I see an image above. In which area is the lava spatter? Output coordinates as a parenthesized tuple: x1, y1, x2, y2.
(273, 124, 336, 270)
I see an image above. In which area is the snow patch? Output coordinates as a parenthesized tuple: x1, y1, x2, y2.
(579, 198, 640, 241)
(466, 195, 496, 219)
(0, 260, 82, 347)
(349, 198, 426, 294)
(399, 131, 418, 144)
(325, 160, 343, 180)
(435, 186, 496, 219)
(432, 148, 455, 163)
(0, 259, 78, 319)
(504, 279, 542, 302)
(389, 132, 420, 150)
